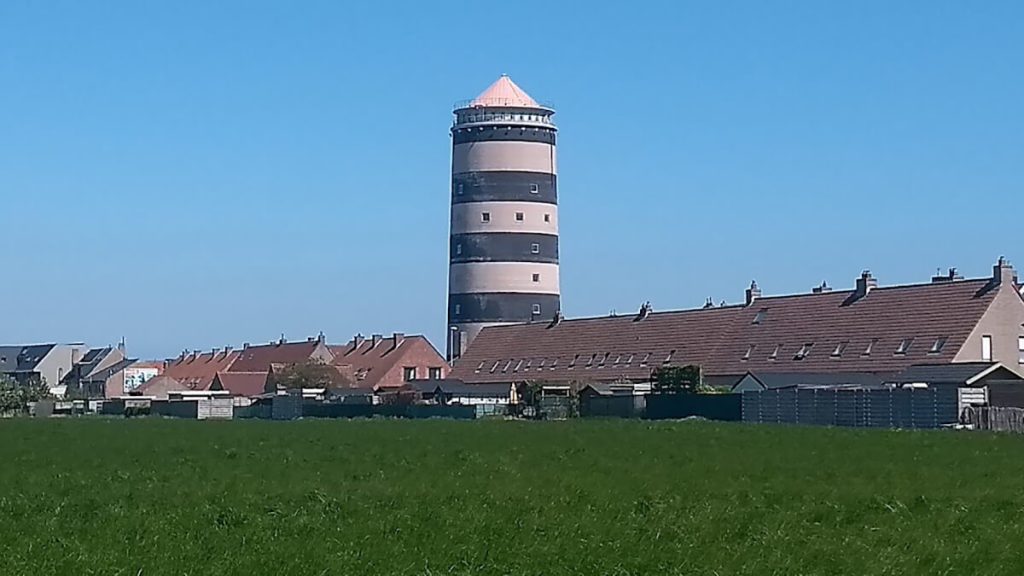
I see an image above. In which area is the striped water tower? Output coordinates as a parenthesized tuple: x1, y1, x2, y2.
(446, 75, 560, 360)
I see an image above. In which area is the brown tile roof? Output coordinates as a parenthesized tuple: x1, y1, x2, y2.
(135, 375, 203, 398)
(228, 340, 330, 373)
(451, 277, 1001, 383)
(328, 335, 437, 389)
(212, 371, 268, 397)
(161, 350, 239, 390)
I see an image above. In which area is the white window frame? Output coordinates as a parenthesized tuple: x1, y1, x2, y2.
(481, 212, 490, 223)
(982, 335, 993, 362)
(532, 303, 541, 315)
(530, 243, 540, 254)
(529, 183, 539, 194)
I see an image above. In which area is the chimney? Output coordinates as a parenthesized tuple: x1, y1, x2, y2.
(278, 334, 286, 346)
(350, 334, 364, 353)
(854, 270, 877, 299)
(317, 331, 325, 344)
(392, 333, 405, 350)
(117, 337, 126, 355)
(702, 297, 714, 309)
(634, 301, 652, 322)
(222, 346, 233, 357)
(307, 336, 315, 343)
(931, 267, 963, 283)
(812, 281, 832, 294)
(371, 334, 383, 349)
(993, 257, 1016, 286)
(548, 311, 564, 329)
(210, 348, 218, 358)
(243, 342, 250, 350)
(745, 281, 761, 306)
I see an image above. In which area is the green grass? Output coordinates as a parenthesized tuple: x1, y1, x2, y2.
(2, 419, 1024, 575)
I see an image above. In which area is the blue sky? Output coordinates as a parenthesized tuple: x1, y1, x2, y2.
(1, 1, 1022, 359)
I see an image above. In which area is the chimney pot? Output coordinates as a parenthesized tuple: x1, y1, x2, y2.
(371, 334, 383, 348)
(243, 342, 250, 350)
(392, 333, 405, 349)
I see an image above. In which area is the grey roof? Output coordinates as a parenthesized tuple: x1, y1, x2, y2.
(0, 344, 56, 373)
(740, 371, 887, 390)
(432, 380, 512, 397)
(889, 363, 1012, 385)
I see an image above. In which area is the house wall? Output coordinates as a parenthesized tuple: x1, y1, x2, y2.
(104, 371, 126, 399)
(376, 339, 451, 388)
(955, 283, 1024, 375)
(35, 344, 87, 388)
(124, 367, 159, 391)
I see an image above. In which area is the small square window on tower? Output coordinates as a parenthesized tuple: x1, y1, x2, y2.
(529, 184, 539, 194)
(456, 244, 462, 255)
(515, 212, 524, 222)
(481, 212, 491, 223)
(457, 183, 464, 195)
(544, 213, 551, 223)
(532, 273, 540, 282)
(532, 303, 542, 315)
(530, 243, 540, 254)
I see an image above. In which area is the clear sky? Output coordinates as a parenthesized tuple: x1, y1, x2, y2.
(1, 1, 1022, 359)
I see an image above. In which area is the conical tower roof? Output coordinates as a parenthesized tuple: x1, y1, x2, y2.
(471, 74, 540, 108)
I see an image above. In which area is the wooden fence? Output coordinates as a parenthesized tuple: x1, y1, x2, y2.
(965, 406, 1024, 433)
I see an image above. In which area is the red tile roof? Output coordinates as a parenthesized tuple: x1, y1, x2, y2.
(228, 340, 330, 373)
(328, 335, 443, 389)
(212, 372, 268, 397)
(451, 277, 1002, 383)
(161, 350, 239, 390)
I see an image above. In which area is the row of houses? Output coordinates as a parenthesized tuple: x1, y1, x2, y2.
(450, 259, 1024, 392)
(2, 333, 451, 405)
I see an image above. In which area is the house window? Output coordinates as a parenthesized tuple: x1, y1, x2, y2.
(501, 360, 512, 372)
(532, 273, 540, 282)
(929, 337, 948, 354)
(597, 353, 609, 368)
(429, 367, 443, 380)
(454, 304, 461, 315)
(530, 243, 540, 254)
(515, 212, 524, 222)
(863, 338, 878, 356)
(455, 244, 462, 255)
(568, 354, 580, 369)
(742, 345, 755, 361)
(403, 367, 417, 381)
(793, 343, 814, 360)
(895, 338, 914, 355)
(982, 335, 993, 361)
(752, 310, 767, 325)
(513, 360, 523, 372)
(663, 350, 676, 365)
(639, 352, 651, 367)
(481, 212, 491, 223)
(457, 183, 464, 195)
(1018, 336, 1024, 364)
(489, 361, 500, 373)
(475, 362, 485, 373)
(585, 354, 596, 368)
(544, 213, 550, 223)
(769, 345, 780, 361)
(529, 184, 539, 194)
(532, 303, 541, 315)
(625, 353, 634, 365)
(831, 342, 848, 358)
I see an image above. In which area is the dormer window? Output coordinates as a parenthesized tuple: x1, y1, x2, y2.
(895, 338, 914, 355)
(639, 352, 651, 367)
(597, 353, 609, 368)
(568, 354, 580, 369)
(752, 309, 767, 325)
(475, 362, 485, 373)
(742, 345, 755, 361)
(489, 361, 500, 373)
(625, 353, 634, 365)
(769, 345, 781, 361)
(929, 337, 948, 354)
(513, 360, 523, 372)
(585, 354, 596, 369)
(793, 343, 814, 361)
(501, 360, 512, 372)
(663, 350, 676, 365)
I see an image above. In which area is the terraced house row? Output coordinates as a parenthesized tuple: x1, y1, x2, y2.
(450, 258, 1024, 388)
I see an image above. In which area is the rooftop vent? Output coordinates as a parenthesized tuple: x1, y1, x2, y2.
(812, 281, 832, 294)
(702, 298, 715, 309)
(932, 267, 963, 283)
(548, 311, 564, 329)
(634, 302, 652, 322)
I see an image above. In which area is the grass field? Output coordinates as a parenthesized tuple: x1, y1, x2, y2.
(1, 419, 1024, 575)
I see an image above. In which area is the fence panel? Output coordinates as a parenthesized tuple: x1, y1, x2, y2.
(644, 394, 741, 421)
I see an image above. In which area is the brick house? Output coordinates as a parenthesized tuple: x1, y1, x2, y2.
(329, 333, 449, 390)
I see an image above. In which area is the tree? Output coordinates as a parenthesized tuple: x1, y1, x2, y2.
(266, 361, 353, 393)
(0, 374, 51, 414)
(652, 365, 705, 394)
